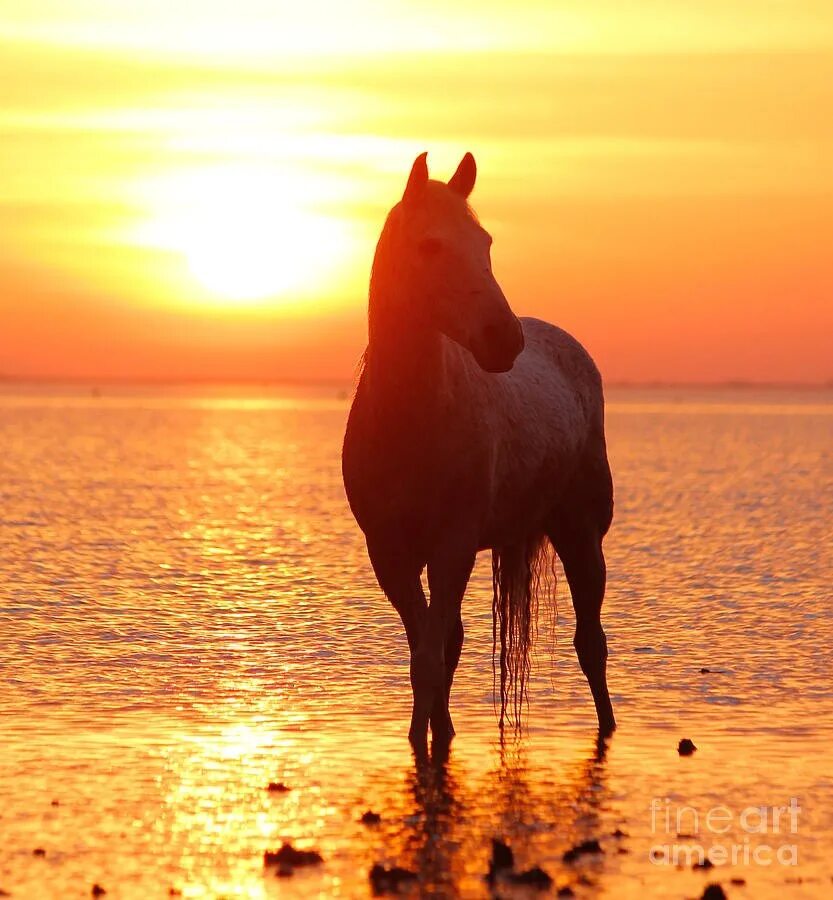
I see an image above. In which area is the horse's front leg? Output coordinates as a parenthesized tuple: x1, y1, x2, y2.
(411, 536, 477, 747)
(366, 540, 428, 715)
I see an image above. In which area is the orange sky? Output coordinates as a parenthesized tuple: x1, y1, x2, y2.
(1, 1, 832, 383)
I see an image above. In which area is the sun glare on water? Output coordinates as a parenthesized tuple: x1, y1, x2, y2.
(134, 163, 354, 306)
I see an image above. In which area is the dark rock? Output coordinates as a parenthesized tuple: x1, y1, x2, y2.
(491, 839, 514, 871)
(369, 863, 417, 894)
(678, 738, 697, 756)
(611, 828, 627, 838)
(168, 890, 182, 897)
(266, 782, 290, 793)
(694, 858, 715, 870)
(730, 877, 747, 885)
(557, 888, 576, 898)
(361, 810, 382, 825)
(50, 800, 59, 807)
(264, 843, 323, 867)
(563, 839, 603, 863)
(32, 848, 46, 857)
(486, 838, 515, 884)
(701, 885, 727, 900)
(91, 886, 107, 898)
(700, 668, 711, 674)
(507, 866, 553, 888)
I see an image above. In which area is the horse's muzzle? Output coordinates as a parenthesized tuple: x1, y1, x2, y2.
(472, 316, 525, 373)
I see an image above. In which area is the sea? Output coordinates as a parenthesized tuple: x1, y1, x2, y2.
(1, 383, 832, 898)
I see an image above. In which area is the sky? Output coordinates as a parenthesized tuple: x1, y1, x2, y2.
(1, 1, 832, 383)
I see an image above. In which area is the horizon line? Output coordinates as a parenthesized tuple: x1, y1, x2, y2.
(1, 374, 832, 390)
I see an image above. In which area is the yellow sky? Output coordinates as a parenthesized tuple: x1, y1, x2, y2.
(1, 1, 832, 382)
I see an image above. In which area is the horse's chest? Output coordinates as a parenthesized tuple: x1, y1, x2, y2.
(343, 405, 487, 537)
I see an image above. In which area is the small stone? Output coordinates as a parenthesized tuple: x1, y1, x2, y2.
(168, 890, 182, 897)
(730, 876, 747, 885)
(486, 838, 514, 884)
(361, 810, 382, 825)
(694, 858, 715, 870)
(557, 888, 576, 898)
(678, 738, 697, 756)
(267, 782, 290, 793)
(563, 839, 603, 863)
(50, 800, 59, 807)
(264, 843, 323, 867)
(491, 839, 514, 871)
(369, 863, 417, 893)
(508, 866, 553, 888)
(700, 668, 711, 674)
(701, 885, 727, 900)
(32, 848, 46, 857)
(91, 886, 107, 898)
(611, 828, 627, 838)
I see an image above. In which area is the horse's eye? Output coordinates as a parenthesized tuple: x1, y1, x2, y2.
(418, 237, 443, 257)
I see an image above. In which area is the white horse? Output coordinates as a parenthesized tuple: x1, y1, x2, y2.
(343, 153, 615, 747)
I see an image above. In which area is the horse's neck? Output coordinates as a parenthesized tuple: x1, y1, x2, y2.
(364, 292, 450, 420)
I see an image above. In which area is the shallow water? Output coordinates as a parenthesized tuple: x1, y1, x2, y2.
(1, 383, 832, 899)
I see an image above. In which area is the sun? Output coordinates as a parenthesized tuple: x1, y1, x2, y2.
(183, 202, 343, 303)
(134, 163, 353, 306)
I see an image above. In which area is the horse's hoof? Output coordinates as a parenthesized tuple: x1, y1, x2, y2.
(430, 714, 455, 747)
(408, 724, 429, 750)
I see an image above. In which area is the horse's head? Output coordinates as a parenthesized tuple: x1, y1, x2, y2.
(376, 152, 524, 374)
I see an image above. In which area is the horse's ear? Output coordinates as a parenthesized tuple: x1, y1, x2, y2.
(448, 152, 476, 199)
(403, 152, 429, 205)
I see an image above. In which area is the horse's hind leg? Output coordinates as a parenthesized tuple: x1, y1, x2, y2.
(430, 613, 463, 739)
(549, 515, 616, 736)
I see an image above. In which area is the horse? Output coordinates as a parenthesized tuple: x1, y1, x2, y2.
(342, 152, 615, 748)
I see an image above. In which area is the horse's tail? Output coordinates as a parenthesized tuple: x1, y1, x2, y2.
(491, 535, 557, 731)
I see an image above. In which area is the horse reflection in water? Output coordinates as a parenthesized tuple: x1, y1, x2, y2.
(371, 738, 613, 897)
(343, 152, 616, 748)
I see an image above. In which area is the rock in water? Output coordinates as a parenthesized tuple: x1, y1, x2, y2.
(361, 810, 382, 825)
(678, 738, 697, 756)
(701, 885, 727, 900)
(562, 839, 603, 863)
(487, 838, 515, 883)
(369, 863, 417, 894)
(508, 866, 553, 888)
(491, 839, 514, 870)
(264, 843, 323, 867)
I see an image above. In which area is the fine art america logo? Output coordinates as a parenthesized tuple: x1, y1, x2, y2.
(649, 798, 800, 867)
